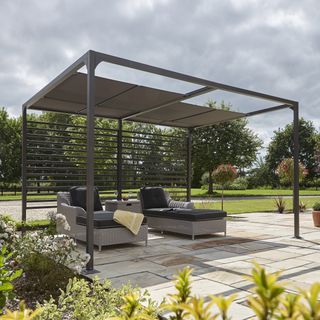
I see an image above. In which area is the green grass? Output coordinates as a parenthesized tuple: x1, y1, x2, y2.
(195, 196, 320, 214)
(191, 188, 320, 198)
(1, 187, 319, 201)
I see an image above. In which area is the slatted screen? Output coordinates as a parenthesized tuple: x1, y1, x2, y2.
(25, 114, 187, 212)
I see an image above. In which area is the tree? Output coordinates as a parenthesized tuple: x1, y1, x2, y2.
(213, 164, 237, 210)
(0, 108, 21, 188)
(247, 156, 274, 188)
(266, 119, 320, 185)
(192, 101, 262, 193)
(276, 158, 308, 186)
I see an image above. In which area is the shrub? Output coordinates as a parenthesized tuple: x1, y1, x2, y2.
(12, 231, 89, 300)
(313, 202, 320, 211)
(4, 263, 320, 319)
(0, 246, 22, 313)
(229, 176, 249, 190)
(299, 201, 306, 212)
(37, 277, 157, 320)
(274, 196, 286, 213)
(276, 158, 308, 186)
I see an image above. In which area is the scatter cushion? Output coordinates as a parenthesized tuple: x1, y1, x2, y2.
(140, 187, 168, 209)
(69, 186, 103, 211)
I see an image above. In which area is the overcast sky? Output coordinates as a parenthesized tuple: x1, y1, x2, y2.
(1, 0, 319, 153)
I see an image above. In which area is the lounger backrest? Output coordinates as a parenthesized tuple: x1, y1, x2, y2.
(57, 192, 71, 212)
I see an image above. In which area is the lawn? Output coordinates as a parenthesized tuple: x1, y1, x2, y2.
(195, 196, 320, 214)
(1, 188, 319, 201)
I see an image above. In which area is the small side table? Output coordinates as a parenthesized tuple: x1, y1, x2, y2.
(105, 199, 142, 213)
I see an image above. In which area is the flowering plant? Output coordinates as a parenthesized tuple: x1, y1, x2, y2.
(276, 158, 308, 186)
(47, 210, 70, 235)
(13, 231, 89, 274)
(0, 216, 17, 248)
(213, 164, 238, 186)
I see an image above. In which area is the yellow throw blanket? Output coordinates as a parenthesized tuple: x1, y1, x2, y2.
(113, 210, 144, 235)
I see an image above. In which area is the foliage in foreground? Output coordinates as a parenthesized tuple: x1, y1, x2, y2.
(4, 263, 320, 319)
(37, 277, 156, 320)
(0, 247, 22, 313)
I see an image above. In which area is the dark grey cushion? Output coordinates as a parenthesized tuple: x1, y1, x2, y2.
(76, 211, 147, 229)
(140, 187, 168, 209)
(69, 186, 103, 211)
(143, 208, 226, 221)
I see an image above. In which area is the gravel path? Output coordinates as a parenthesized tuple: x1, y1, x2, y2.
(0, 201, 54, 221)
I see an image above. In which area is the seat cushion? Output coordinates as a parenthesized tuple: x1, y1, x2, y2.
(76, 211, 147, 229)
(143, 208, 226, 221)
(69, 186, 103, 211)
(140, 187, 168, 209)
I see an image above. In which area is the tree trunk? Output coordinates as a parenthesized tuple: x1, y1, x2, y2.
(221, 186, 224, 211)
(208, 170, 213, 194)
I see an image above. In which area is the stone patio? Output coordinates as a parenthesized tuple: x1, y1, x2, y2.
(83, 211, 320, 319)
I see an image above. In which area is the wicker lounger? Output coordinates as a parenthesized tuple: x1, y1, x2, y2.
(140, 187, 227, 240)
(57, 192, 148, 251)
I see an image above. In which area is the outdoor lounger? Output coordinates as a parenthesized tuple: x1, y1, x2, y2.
(57, 187, 148, 251)
(139, 187, 227, 240)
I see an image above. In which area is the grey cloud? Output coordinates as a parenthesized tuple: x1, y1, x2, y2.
(0, 0, 319, 144)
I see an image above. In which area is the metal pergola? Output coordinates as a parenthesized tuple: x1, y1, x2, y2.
(22, 50, 300, 270)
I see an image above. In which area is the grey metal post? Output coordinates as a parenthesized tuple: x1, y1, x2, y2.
(292, 102, 300, 238)
(116, 119, 123, 201)
(86, 52, 96, 270)
(186, 128, 193, 201)
(21, 106, 27, 226)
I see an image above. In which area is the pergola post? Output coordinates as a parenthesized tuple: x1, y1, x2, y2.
(86, 52, 96, 270)
(117, 119, 123, 201)
(21, 106, 27, 228)
(292, 102, 300, 238)
(186, 128, 193, 201)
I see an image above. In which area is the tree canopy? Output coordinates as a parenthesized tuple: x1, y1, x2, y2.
(192, 101, 262, 193)
(266, 118, 320, 184)
(0, 107, 21, 187)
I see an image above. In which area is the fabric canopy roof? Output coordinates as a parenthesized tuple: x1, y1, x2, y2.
(28, 72, 244, 128)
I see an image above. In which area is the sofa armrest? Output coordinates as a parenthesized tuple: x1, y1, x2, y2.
(59, 203, 86, 232)
(168, 200, 195, 209)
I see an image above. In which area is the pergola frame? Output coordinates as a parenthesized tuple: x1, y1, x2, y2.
(22, 50, 300, 271)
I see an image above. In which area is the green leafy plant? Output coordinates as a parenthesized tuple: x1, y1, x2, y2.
(0, 246, 22, 313)
(162, 267, 193, 319)
(213, 164, 238, 210)
(0, 301, 42, 319)
(12, 231, 88, 300)
(246, 263, 284, 319)
(274, 196, 286, 213)
(313, 202, 320, 211)
(38, 277, 157, 320)
(299, 201, 306, 212)
(6, 263, 320, 319)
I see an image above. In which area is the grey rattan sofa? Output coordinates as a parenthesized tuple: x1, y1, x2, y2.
(139, 187, 226, 240)
(57, 191, 148, 251)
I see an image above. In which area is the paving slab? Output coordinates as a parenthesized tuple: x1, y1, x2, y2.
(79, 211, 320, 320)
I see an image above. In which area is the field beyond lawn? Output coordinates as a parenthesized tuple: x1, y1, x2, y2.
(195, 197, 320, 214)
(191, 188, 320, 198)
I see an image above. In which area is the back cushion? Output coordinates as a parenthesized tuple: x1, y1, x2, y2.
(69, 186, 103, 211)
(140, 187, 168, 209)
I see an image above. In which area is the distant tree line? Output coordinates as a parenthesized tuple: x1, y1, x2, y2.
(1, 103, 320, 192)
